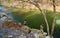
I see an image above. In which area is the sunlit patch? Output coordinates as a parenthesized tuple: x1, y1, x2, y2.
(56, 19, 60, 24)
(25, 11, 40, 19)
(25, 13, 36, 18)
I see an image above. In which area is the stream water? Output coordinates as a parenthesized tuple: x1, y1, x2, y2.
(0, 5, 19, 38)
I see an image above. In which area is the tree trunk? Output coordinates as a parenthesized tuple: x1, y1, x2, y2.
(51, 0, 56, 37)
(37, 5, 50, 36)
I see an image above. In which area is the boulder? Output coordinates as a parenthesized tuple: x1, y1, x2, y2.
(45, 36, 53, 38)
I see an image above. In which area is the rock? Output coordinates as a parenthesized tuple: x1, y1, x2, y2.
(0, 24, 2, 27)
(21, 26, 31, 33)
(45, 36, 53, 38)
(26, 33, 35, 38)
(7, 35, 13, 38)
(2, 21, 22, 30)
(17, 35, 26, 38)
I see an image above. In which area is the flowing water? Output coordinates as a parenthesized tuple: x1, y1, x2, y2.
(0, 5, 19, 38)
